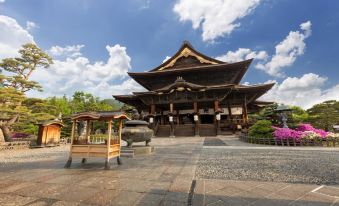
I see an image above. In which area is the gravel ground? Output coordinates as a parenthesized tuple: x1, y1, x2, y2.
(0, 145, 69, 169)
(196, 148, 339, 185)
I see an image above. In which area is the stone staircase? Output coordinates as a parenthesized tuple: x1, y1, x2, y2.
(175, 124, 195, 136)
(199, 124, 216, 136)
(120, 147, 134, 158)
(155, 125, 171, 137)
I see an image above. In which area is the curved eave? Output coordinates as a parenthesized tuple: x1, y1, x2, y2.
(149, 41, 225, 72)
(128, 59, 252, 90)
(37, 120, 64, 127)
(233, 83, 275, 92)
(71, 111, 130, 120)
(129, 59, 252, 76)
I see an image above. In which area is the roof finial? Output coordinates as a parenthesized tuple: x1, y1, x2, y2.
(182, 40, 193, 48)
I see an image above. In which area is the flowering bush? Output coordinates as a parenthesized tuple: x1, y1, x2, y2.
(326, 132, 339, 140)
(273, 127, 302, 140)
(301, 131, 321, 140)
(297, 124, 327, 138)
(273, 123, 330, 141)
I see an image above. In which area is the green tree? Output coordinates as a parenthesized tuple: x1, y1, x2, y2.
(290, 106, 309, 126)
(307, 100, 339, 131)
(0, 43, 53, 141)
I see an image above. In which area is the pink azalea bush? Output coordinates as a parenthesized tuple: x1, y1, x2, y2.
(273, 127, 302, 140)
(296, 124, 327, 138)
(273, 124, 329, 140)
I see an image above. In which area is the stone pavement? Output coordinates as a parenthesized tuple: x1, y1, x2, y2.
(0, 136, 338, 206)
(193, 179, 339, 206)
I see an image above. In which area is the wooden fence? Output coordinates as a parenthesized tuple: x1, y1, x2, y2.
(0, 141, 31, 151)
(240, 133, 339, 147)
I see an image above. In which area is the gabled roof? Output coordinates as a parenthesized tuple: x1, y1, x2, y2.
(37, 120, 64, 127)
(149, 41, 224, 72)
(155, 76, 206, 94)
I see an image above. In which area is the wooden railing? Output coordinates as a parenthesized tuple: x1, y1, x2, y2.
(240, 132, 339, 147)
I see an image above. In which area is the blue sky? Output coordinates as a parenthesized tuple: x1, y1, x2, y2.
(0, 0, 338, 108)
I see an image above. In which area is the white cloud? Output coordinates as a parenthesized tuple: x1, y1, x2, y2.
(29, 44, 144, 99)
(261, 73, 339, 109)
(0, 0, 5, 3)
(162, 56, 171, 63)
(48, 45, 84, 58)
(26, 21, 39, 30)
(216, 48, 268, 62)
(0, 15, 34, 59)
(256, 21, 312, 77)
(173, 0, 261, 41)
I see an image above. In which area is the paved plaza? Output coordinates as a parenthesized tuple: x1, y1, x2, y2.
(1, 136, 339, 205)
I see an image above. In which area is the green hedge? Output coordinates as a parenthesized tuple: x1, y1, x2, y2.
(248, 120, 274, 139)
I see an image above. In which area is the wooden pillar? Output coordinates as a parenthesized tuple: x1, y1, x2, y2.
(117, 119, 122, 165)
(160, 110, 164, 125)
(214, 100, 221, 136)
(169, 103, 175, 137)
(105, 119, 112, 170)
(243, 102, 248, 126)
(86, 120, 90, 143)
(193, 102, 199, 137)
(228, 103, 233, 122)
(150, 104, 156, 115)
(228, 103, 235, 134)
(64, 120, 76, 168)
(176, 110, 180, 125)
(149, 104, 156, 128)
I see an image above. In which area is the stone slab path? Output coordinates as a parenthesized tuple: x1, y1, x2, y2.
(0, 136, 338, 206)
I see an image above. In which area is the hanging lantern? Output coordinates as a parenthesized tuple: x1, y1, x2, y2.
(169, 116, 173, 122)
(194, 114, 199, 122)
(216, 113, 221, 121)
(149, 117, 154, 123)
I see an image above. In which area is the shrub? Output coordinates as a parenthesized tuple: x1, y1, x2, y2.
(297, 124, 327, 138)
(301, 131, 321, 140)
(273, 127, 302, 140)
(12, 132, 30, 139)
(248, 120, 274, 138)
(326, 132, 339, 140)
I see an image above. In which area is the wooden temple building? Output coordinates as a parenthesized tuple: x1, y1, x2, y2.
(114, 41, 274, 137)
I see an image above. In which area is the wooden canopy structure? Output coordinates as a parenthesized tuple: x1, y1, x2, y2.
(114, 41, 274, 137)
(64, 111, 129, 170)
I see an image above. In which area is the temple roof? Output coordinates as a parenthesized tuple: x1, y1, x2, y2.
(150, 41, 224, 71)
(128, 59, 252, 91)
(113, 81, 274, 109)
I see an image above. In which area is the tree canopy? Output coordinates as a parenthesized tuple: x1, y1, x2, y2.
(0, 43, 53, 141)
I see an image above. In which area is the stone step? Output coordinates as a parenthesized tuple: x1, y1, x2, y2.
(120, 148, 135, 158)
(120, 152, 134, 158)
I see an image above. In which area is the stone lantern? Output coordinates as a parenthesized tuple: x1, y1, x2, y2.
(275, 104, 292, 128)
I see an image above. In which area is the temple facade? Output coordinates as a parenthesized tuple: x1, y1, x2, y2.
(114, 41, 274, 137)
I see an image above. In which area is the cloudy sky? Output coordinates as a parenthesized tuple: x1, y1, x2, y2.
(0, 0, 338, 109)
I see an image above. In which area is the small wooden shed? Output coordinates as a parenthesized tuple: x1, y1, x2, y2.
(64, 111, 129, 170)
(37, 120, 64, 146)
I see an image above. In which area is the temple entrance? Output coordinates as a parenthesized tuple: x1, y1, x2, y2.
(200, 114, 214, 124)
(180, 113, 194, 124)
